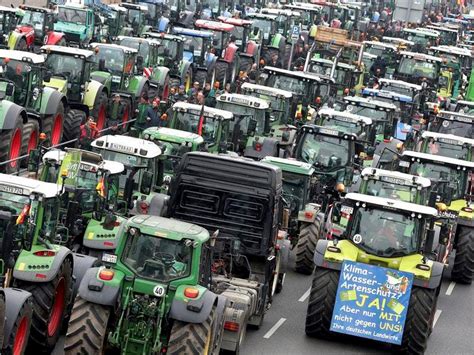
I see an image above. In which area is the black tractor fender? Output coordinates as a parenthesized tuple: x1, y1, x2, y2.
(69, 103, 90, 118)
(180, 60, 192, 80)
(206, 55, 218, 73)
(313, 240, 342, 270)
(41, 87, 66, 116)
(77, 267, 122, 306)
(455, 217, 474, 229)
(2, 288, 32, 345)
(169, 289, 225, 324)
(72, 253, 98, 297)
(13, 246, 73, 283)
(149, 193, 170, 217)
(0, 101, 27, 130)
(278, 239, 291, 273)
(413, 261, 444, 290)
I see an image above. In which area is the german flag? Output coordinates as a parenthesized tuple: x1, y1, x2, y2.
(96, 177, 106, 198)
(16, 204, 30, 225)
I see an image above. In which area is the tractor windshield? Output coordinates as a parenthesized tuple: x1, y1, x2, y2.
(126, 9, 141, 26)
(157, 39, 178, 59)
(57, 7, 87, 25)
(0, 191, 30, 212)
(435, 120, 474, 138)
(19, 10, 44, 30)
(45, 54, 84, 84)
(216, 102, 266, 136)
(309, 62, 332, 76)
(92, 47, 127, 77)
(119, 38, 149, 64)
(398, 57, 439, 80)
(346, 106, 390, 136)
(174, 112, 220, 145)
(1, 59, 31, 106)
(268, 75, 306, 96)
(122, 231, 192, 282)
(364, 180, 421, 203)
(251, 19, 272, 38)
(319, 117, 364, 136)
(183, 37, 203, 57)
(158, 141, 192, 174)
(299, 134, 350, 170)
(409, 162, 466, 200)
(423, 140, 471, 160)
(282, 172, 308, 211)
(349, 208, 420, 257)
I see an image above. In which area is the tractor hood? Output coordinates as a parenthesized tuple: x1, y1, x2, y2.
(45, 77, 68, 95)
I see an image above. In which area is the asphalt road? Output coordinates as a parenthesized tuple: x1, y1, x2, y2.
(52, 252, 473, 355)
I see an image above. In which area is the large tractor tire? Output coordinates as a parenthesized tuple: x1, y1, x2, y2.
(305, 268, 339, 338)
(120, 99, 133, 132)
(2, 295, 33, 355)
(0, 115, 23, 174)
(16, 258, 73, 352)
(213, 62, 229, 87)
(63, 110, 86, 147)
(168, 307, 220, 355)
(295, 213, 324, 274)
(451, 227, 474, 284)
(398, 287, 437, 354)
(92, 92, 108, 132)
(239, 56, 253, 74)
(64, 296, 110, 355)
(194, 70, 208, 88)
(16, 38, 27, 51)
(0, 292, 4, 349)
(20, 120, 40, 168)
(43, 102, 64, 147)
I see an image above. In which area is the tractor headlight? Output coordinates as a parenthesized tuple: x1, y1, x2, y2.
(32, 88, 39, 101)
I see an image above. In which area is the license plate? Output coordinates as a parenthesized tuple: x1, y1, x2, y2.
(102, 253, 117, 264)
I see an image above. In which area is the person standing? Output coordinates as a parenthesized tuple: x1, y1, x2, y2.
(79, 117, 99, 150)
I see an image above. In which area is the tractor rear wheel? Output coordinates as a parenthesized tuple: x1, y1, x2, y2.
(194, 70, 208, 88)
(239, 56, 253, 74)
(168, 307, 219, 355)
(63, 110, 86, 147)
(398, 287, 437, 354)
(305, 268, 339, 338)
(20, 120, 39, 168)
(64, 296, 110, 355)
(16, 38, 27, 51)
(3, 296, 33, 355)
(0, 115, 23, 174)
(214, 62, 229, 87)
(295, 213, 324, 274)
(92, 92, 108, 132)
(16, 258, 73, 352)
(43, 102, 64, 147)
(451, 227, 474, 284)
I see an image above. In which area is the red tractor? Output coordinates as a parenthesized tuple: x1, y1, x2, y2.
(8, 5, 61, 52)
(195, 19, 240, 84)
(218, 16, 260, 73)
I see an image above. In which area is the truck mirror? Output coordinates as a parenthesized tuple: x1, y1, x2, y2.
(43, 71, 52, 83)
(103, 212, 117, 230)
(136, 55, 144, 67)
(264, 112, 271, 134)
(424, 229, 435, 254)
(247, 119, 257, 136)
(141, 171, 154, 194)
(98, 58, 106, 72)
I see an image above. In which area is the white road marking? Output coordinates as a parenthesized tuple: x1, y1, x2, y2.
(299, 287, 311, 302)
(263, 318, 287, 339)
(433, 309, 442, 328)
(445, 281, 456, 296)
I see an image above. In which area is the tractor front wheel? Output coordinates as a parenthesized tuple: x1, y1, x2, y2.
(63, 110, 86, 147)
(213, 62, 229, 87)
(64, 296, 110, 355)
(168, 307, 220, 355)
(92, 92, 108, 132)
(398, 287, 437, 354)
(2, 296, 33, 355)
(295, 213, 324, 274)
(305, 268, 339, 338)
(0, 115, 23, 174)
(20, 120, 39, 168)
(451, 227, 474, 284)
(43, 102, 64, 147)
(16, 258, 73, 352)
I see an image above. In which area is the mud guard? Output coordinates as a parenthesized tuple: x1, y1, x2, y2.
(152, 66, 170, 87)
(0, 101, 27, 129)
(179, 60, 192, 83)
(13, 246, 73, 283)
(7, 30, 24, 50)
(206, 52, 218, 73)
(72, 253, 98, 296)
(45, 31, 65, 45)
(84, 80, 106, 111)
(413, 261, 444, 289)
(39, 87, 66, 116)
(78, 267, 123, 306)
(278, 239, 291, 273)
(149, 193, 170, 216)
(169, 289, 219, 324)
(2, 288, 32, 344)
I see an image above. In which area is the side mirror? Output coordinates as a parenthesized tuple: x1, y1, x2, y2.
(424, 229, 435, 254)
(92, 210, 104, 221)
(98, 58, 106, 72)
(43, 71, 52, 83)
(27, 149, 40, 173)
(189, 45, 195, 54)
(136, 55, 144, 66)
(247, 119, 257, 136)
(141, 171, 154, 194)
(103, 212, 117, 230)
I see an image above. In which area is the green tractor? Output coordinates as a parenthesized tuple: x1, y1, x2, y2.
(65, 215, 228, 354)
(90, 42, 150, 119)
(142, 127, 204, 191)
(116, 2, 151, 36)
(29, 148, 127, 257)
(91, 134, 167, 217)
(41, 45, 112, 139)
(0, 50, 66, 173)
(0, 173, 96, 352)
(116, 36, 171, 101)
(306, 192, 444, 353)
(0, 5, 20, 48)
(417, 131, 474, 161)
(169, 101, 233, 153)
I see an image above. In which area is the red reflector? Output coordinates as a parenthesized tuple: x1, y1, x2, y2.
(114, 221, 121, 227)
(184, 287, 199, 298)
(33, 250, 56, 257)
(305, 211, 314, 219)
(103, 241, 114, 247)
(99, 269, 114, 281)
(255, 143, 262, 151)
(224, 321, 240, 332)
(35, 273, 47, 279)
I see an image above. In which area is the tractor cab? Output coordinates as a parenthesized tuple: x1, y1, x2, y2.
(54, 3, 96, 47)
(194, 19, 235, 57)
(142, 127, 204, 189)
(284, 2, 323, 31)
(118, 2, 149, 36)
(171, 27, 214, 69)
(91, 135, 163, 216)
(217, 17, 254, 52)
(401, 28, 440, 53)
(455, 100, 474, 114)
(216, 93, 277, 158)
(169, 101, 232, 153)
(246, 13, 278, 46)
(382, 36, 414, 50)
(395, 51, 443, 88)
(426, 24, 459, 45)
(426, 110, 474, 139)
(417, 131, 474, 162)
(9, 5, 55, 52)
(0, 6, 19, 47)
(362, 40, 399, 76)
(260, 7, 301, 38)
(340, 96, 399, 143)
